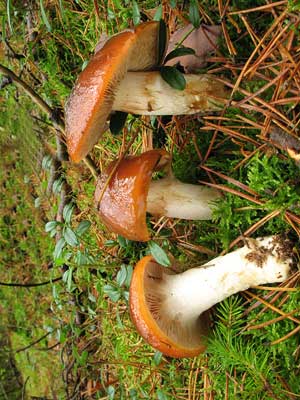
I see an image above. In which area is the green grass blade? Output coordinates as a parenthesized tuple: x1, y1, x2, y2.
(132, 1, 140, 25)
(40, 0, 52, 32)
(6, 0, 13, 34)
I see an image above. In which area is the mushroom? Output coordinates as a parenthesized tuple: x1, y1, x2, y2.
(65, 22, 228, 163)
(94, 149, 221, 241)
(129, 235, 293, 357)
(65, 21, 162, 163)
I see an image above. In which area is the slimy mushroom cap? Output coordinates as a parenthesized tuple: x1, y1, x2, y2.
(95, 150, 170, 242)
(65, 21, 161, 162)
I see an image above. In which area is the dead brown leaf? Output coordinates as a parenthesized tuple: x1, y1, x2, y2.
(165, 24, 222, 72)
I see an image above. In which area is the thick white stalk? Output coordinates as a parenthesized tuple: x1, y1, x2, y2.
(146, 177, 220, 220)
(112, 71, 227, 115)
(163, 236, 292, 323)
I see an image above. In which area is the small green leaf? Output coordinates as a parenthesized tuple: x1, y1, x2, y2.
(169, 0, 177, 8)
(189, 0, 201, 28)
(50, 228, 57, 238)
(116, 265, 128, 287)
(45, 221, 58, 233)
(105, 240, 118, 247)
(157, 389, 168, 400)
(66, 267, 74, 291)
(40, 0, 52, 32)
(63, 203, 74, 224)
(57, 327, 67, 344)
(158, 19, 168, 65)
(132, 1, 140, 25)
(42, 154, 52, 170)
(160, 66, 186, 91)
(164, 47, 195, 63)
(6, 0, 13, 34)
(81, 60, 89, 71)
(88, 292, 96, 303)
(53, 237, 66, 260)
(76, 220, 91, 236)
(116, 308, 124, 328)
(64, 227, 79, 247)
(124, 265, 133, 288)
(79, 350, 89, 366)
(58, 0, 65, 18)
(123, 291, 129, 302)
(107, 8, 115, 19)
(118, 235, 129, 248)
(52, 178, 63, 194)
(148, 241, 171, 267)
(34, 197, 41, 208)
(104, 285, 121, 302)
(153, 4, 163, 21)
(129, 388, 138, 399)
(110, 111, 128, 135)
(153, 350, 163, 366)
(107, 385, 115, 400)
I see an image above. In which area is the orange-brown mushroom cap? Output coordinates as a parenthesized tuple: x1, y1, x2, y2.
(95, 150, 170, 242)
(129, 255, 209, 358)
(65, 21, 161, 163)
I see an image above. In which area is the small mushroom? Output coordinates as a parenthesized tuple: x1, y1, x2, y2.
(94, 150, 220, 241)
(129, 235, 293, 357)
(65, 21, 162, 163)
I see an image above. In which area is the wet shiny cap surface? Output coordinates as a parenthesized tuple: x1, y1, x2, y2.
(65, 22, 161, 163)
(95, 149, 170, 242)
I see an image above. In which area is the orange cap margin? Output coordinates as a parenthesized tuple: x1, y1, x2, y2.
(129, 255, 207, 357)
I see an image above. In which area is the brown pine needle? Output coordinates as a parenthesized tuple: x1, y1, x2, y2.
(231, 10, 288, 94)
(228, 1, 287, 15)
(197, 182, 264, 205)
(201, 165, 260, 196)
(244, 291, 300, 325)
(235, 68, 288, 107)
(227, 209, 282, 250)
(201, 122, 260, 146)
(233, 144, 268, 171)
(247, 309, 299, 331)
(246, 21, 295, 77)
(252, 286, 298, 292)
(284, 213, 300, 237)
(218, 0, 237, 56)
(271, 324, 300, 345)
(177, 240, 217, 256)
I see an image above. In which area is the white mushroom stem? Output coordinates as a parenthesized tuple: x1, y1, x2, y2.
(146, 177, 220, 220)
(112, 71, 228, 115)
(158, 236, 292, 324)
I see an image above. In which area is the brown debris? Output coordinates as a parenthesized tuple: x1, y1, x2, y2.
(165, 24, 222, 72)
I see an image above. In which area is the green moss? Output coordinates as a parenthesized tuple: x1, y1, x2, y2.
(10, 331, 65, 398)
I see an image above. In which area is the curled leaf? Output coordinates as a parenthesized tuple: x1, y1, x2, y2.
(164, 46, 195, 63)
(158, 19, 168, 66)
(148, 240, 171, 267)
(160, 66, 186, 91)
(189, 0, 201, 29)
